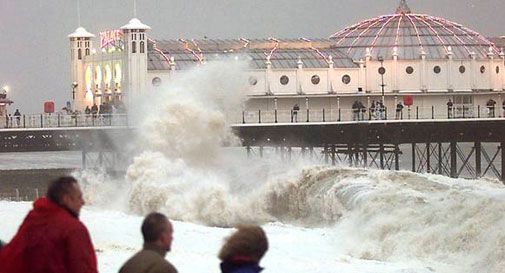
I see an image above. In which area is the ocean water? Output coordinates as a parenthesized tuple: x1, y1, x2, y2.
(2, 60, 505, 272)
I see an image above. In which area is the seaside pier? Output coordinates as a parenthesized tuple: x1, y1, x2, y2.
(232, 118, 505, 181)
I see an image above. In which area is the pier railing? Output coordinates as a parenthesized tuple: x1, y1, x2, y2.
(1, 105, 503, 129)
(1, 113, 128, 129)
(238, 105, 505, 124)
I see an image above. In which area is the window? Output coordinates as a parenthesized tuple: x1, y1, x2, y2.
(132, 41, 137, 53)
(152, 77, 162, 87)
(248, 76, 258, 86)
(140, 41, 145, 53)
(480, 65, 486, 73)
(433, 66, 441, 74)
(85, 48, 90, 56)
(459, 65, 466, 73)
(311, 75, 320, 85)
(496, 66, 500, 74)
(280, 75, 289, 85)
(78, 48, 82, 60)
(406, 66, 414, 74)
(342, 75, 351, 84)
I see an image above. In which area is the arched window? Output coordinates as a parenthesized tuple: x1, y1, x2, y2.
(85, 48, 90, 56)
(78, 48, 82, 60)
(132, 41, 137, 53)
(140, 41, 145, 53)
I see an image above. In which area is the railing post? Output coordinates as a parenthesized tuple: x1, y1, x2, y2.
(463, 106, 466, 119)
(274, 109, 278, 123)
(416, 106, 419, 119)
(338, 108, 341, 121)
(431, 106, 434, 119)
(40, 114, 43, 128)
(322, 109, 325, 122)
(23, 115, 26, 128)
(75, 115, 78, 127)
(477, 105, 480, 118)
(57, 114, 61, 127)
(385, 107, 388, 120)
(290, 110, 293, 123)
(306, 109, 309, 122)
(258, 110, 261, 123)
(242, 111, 245, 124)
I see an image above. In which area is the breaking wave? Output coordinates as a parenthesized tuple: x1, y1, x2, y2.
(78, 60, 505, 272)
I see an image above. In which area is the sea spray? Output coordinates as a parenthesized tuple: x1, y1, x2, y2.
(75, 58, 505, 272)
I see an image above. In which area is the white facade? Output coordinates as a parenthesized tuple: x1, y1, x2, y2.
(69, 4, 505, 120)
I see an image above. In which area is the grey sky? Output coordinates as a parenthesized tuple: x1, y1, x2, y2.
(1, 0, 504, 113)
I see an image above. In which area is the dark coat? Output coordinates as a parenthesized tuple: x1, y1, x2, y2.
(0, 198, 97, 273)
(119, 243, 177, 273)
(221, 261, 263, 273)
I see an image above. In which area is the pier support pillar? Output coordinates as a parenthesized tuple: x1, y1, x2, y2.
(475, 142, 481, 178)
(450, 141, 457, 178)
(501, 142, 505, 183)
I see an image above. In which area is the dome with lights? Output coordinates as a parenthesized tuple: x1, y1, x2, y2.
(329, 0, 501, 60)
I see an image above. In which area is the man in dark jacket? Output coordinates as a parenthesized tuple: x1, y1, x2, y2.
(119, 212, 178, 273)
(0, 176, 97, 273)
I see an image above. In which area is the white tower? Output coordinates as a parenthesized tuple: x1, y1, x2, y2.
(68, 27, 95, 110)
(120, 18, 151, 111)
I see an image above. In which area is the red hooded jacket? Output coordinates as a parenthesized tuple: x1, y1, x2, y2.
(0, 198, 98, 273)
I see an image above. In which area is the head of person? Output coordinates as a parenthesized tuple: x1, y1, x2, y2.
(46, 176, 85, 217)
(218, 225, 269, 264)
(141, 212, 173, 252)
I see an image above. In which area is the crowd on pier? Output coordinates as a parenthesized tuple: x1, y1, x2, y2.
(0, 176, 268, 273)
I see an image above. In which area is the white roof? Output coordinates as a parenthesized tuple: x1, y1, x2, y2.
(120, 18, 151, 30)
(68, 27, 95, 38)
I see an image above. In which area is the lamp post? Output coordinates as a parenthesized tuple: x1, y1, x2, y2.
(378, 56, 386, 103)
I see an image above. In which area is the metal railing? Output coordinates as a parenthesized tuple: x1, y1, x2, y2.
(236, 105, 505, 124)
(2, 105, 503, 129)
(0, 113, 129, 129)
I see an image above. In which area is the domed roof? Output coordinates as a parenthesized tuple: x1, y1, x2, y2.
(329, 0, 501, 60)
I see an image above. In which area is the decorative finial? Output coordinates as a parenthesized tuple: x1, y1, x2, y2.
(133, 0, 137, 18)
(297, 56, 303, 68)
(396, 0, 411, 14)
(77, 0, 81, 26)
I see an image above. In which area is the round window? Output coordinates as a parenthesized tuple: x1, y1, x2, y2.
(248, 76, 258, 86)
(152, 77, 162, 87)
(342, 75, 351, 84)
(280, 75, 289, 85)
(480, 65, 486, 73)
(311, 75, 320, 85)
(496, 66, 500, 74)
(459, 65, 466, 74)
(434, 66, 441, 74)
(378, 67, 386, 75)
(406, 66, 414, 74)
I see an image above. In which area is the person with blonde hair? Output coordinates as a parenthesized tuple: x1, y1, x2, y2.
(218, 225, 269, 273)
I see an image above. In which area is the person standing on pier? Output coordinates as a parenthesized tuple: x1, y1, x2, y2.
(396, 102, 404, 120)
(292, 104, 300, 122)
(0, 176, 98, 273)
(486, 99, 496, 118)
(13, 109, 21, 127)
(447, 99, 454, 118)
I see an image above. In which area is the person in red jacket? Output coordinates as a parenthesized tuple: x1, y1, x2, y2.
(0, 176, 97, 273)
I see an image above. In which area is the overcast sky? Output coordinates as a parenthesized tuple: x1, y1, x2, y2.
(1, 0, 504, 113)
